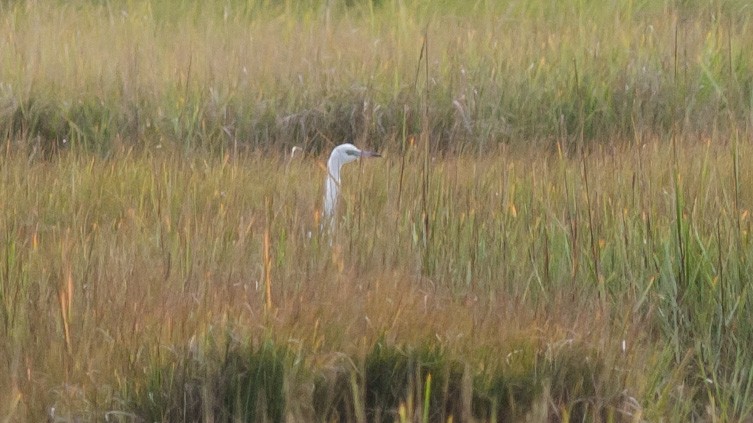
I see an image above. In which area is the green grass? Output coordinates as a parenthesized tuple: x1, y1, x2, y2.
(1, 0, 753, 421)
(1, 1, 752, 152)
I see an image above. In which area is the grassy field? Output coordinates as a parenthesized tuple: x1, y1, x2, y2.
(1, 0, 753, 152)
(1, 0, 753, 421)
(4, 138, 753, 421)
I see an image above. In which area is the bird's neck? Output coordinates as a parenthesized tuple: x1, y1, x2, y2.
(323, 160, 342, 218)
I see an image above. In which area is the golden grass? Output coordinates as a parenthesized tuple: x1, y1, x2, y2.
(1, 1, 752, 149)
(0, 133, 748, 419)
(1, 0, 753, 420)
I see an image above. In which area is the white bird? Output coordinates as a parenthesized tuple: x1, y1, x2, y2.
(323, 143, 381, 228)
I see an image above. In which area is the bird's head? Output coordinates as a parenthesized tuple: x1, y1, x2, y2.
(323, 142, 382, 222)
(330, 143, 381, 166)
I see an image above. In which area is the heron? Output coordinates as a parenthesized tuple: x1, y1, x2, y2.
(323, 143, 381, 229)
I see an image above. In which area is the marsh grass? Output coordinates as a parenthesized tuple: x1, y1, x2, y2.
(133, 335, 290, 422)
(1, 1, 753, 153)
(0, 132, 749, 420)
(2, 0, 753, 421)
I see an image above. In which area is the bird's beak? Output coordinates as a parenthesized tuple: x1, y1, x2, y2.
(360, 150, 381, 158)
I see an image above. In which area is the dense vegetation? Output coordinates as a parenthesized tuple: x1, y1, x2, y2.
(2, 0, 752, 154)
(0, 0, 752, 421)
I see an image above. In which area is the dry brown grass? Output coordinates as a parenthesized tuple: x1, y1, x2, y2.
(1, 0, 753, 420)
(0, 132, 748, 419)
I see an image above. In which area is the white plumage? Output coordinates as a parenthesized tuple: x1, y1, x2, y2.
(322, 143, 381, 229)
